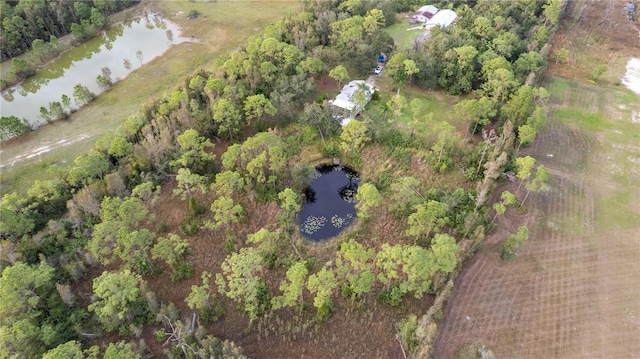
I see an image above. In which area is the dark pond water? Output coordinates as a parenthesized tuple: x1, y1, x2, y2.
(298, 164, 360, 241)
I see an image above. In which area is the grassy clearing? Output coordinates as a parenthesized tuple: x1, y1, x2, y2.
(0, 0, 298, 196)
(383, 21, 422, 50)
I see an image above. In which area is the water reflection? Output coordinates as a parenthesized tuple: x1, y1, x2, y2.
(298, 164, 361, 241)
(0, 14, 189, 127)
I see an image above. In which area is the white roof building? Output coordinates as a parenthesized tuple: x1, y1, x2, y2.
(425, 9, 457, 30)
(410, 5, 439, 24)
(329, 80, 375, 126)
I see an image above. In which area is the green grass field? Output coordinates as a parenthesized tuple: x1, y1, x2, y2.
(383, 22, 422, 50)
(1, 0, 298, 196)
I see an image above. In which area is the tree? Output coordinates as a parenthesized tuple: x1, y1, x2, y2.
(430, 233, 459, 273)
(278, 188, 303, 258)
(329, 65, 349, 90)
(430, 121, 459, 171)
(0, 115, 31, 141)
(500, 226, 529, 260)
(114, 228, 156, 275)
(454, 97, 496, 136)
(340, 119, 369, 156)
(300, 101, 340, 146)
(212, 98, 242, 140)
(440, 45, 478, 95)
(206, 196, 244, 231)
(173, 168, 207, 201)
(67, 152, 110, 186)
(90, 7, 108, 28)
(517, 124, 537, 150)
(385, 52, 409, 90)
(244, 94, 276, 125)
(151, 233, 193, 282)
(11, 57, 35, 80)
(389, 176, 422, 216)
(515, 156, 536, 193)
(307, 267, 338, 319)
(482, 68, 518, 103)
(102, 341, 142, 359)
(355, 182, 381, 221)
(211, 171, 245, 197)
(72, 84, 96, 106)
(42, 341, 85, 359)
(376, 243, 405, 292)
(88, 270, 149, 333)
(406, 200, 449, 243)
(399, 245, 436, 298)
(335, 239, 375, 301)
(171, 129, 216, 173)
(520, 164, 549, 208)
(186, 271, 213, 312)
(225, 132, 288, 192)
(108, 135, 134, 159)
(215, 247, 268, 320)
(386, 93, 407, 122)
(271, 261, 309, 311)
(491, 190, 517, 224)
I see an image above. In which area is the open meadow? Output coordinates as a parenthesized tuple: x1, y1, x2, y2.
(433, 0, 640, 357)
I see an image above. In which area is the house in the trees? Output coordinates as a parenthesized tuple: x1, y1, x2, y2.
(410, 5, 439, 24)
(424, 9, 457, 30)
(329, 80, 375, 126)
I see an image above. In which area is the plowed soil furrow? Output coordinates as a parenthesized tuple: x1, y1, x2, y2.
(433, 110, 640, 358)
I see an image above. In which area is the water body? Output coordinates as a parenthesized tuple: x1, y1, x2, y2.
(298, 164, 360, 241)
(0, 14, 189, 127)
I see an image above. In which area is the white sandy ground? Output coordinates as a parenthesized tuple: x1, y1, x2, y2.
(0, 133, 89, 169)
(621, 57, 640, 96)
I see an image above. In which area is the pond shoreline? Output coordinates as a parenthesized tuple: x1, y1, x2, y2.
(0, 3, 150, 93)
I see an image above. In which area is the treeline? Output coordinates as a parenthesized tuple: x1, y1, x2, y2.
(0, 0, 139, 60)
(0, 0, 561, 357)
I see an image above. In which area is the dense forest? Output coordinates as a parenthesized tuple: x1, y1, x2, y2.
(0, 0, 562, 357)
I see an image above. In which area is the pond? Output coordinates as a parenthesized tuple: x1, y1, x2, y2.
(0, 14, 190, 127)
(298, 164, 360, 241)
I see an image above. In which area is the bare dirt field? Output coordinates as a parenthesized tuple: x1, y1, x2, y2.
(433, 1, 640, 358)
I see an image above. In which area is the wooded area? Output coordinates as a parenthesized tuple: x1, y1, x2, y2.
(0, 0, 562, 357)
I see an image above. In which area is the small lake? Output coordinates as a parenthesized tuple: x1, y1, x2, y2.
(0, 14, 189, 127)
(298, 164, 360, 241)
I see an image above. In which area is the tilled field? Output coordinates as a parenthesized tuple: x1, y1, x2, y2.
(433, 1, 640, 355)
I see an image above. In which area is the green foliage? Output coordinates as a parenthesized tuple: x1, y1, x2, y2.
(355, 182, 381, 221)
(397, 314, 419, 353)
(271, 261, 309, 310)
(406, 200, 449, 243)
(389, 176, 422, 218)
(340, 119, 370, 156)
(67, 151, 110, 186)
(307, 267, 338, 319)
(335, 239, 375, 301)
(500, 226, 529, 260)
(173, 168, 208, 200)
(152, 234, 194, 283)
(0, 116, 31, 141)
(171, 129, 216, 174)
(88, 270, 149, 333)
(431, 234, 459, 273)
(42, 341, 85, 359)
(206, 196, 244, 231)
(216, 247, 268, 320)
(11, 58, 35, 80)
